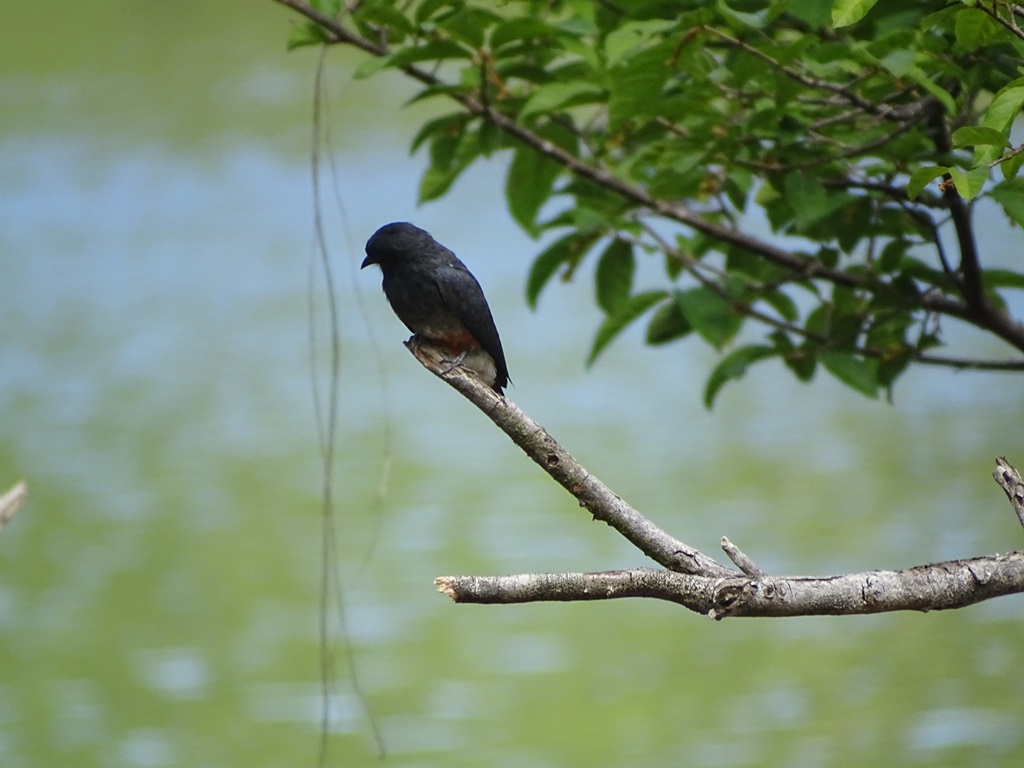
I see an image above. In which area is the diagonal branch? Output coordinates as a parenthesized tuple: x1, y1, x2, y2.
(994, 456, 1024, 529)
(0, 480, 27, 533)
(405, 342, 1024, 618)
(404, 339, 733, 577)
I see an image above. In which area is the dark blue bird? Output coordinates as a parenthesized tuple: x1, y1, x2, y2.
(361, 222, 510, 393)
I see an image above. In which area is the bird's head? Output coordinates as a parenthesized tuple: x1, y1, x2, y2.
(361, 221, 431, 269)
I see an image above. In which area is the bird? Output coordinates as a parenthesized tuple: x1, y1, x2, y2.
(361, 222, 510, 394)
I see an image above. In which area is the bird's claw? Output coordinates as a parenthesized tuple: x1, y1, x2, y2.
(439, 350, 468, 376)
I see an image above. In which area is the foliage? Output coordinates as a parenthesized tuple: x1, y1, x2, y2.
(283, 0, 1024, 404)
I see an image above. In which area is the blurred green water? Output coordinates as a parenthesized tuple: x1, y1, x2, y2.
(2, 2, 1024, 767)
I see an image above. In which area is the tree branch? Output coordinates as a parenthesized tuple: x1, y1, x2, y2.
(275, 0, 1024, 355)
(976, 2, 1024, 44)
(0, 480, 27, 532)
(404, 338, 733, 577)
(436, 553, 1024, 618)
(994, 456, 1024, 529)
(404, 343, 1024, 617)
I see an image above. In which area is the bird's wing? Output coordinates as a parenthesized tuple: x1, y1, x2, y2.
(434, 263, 510, 387)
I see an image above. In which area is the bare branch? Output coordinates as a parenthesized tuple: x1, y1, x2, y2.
(994, 456, 1024, 529)
(403, 342, 1024, 616)
(721, 537, 765, 578)
(404, 338, 734, 577)
(436, 569, 714, 607)
(404, 340, 1024, 616)
(0, 481, 27, 532)
(437, 554, 1024, 618)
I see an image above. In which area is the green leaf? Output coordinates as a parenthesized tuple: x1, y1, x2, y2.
(388, 40, 474, 68)
(832, 0, 879, 28)
(436, 6, 502, 48)
(587, 291, 666, 365)
(353, 55, 393, 79)
(507, 148, 561, 235)
(982, 267, 1024, 290)
(310, 0, 341, 13)
(358, 3, 415, 36)
(821, 351, 878, 398)
(947, 165, 989, 200)
(490, 17, 555, 50)
(990, 178, 1024, 228)
(951, 126, 1009, 149)
(676, 287, 742, 350)
(595, 239, 634, 315)
(789, 0, 832, 26)
(645, 296, 693, 345)
(409, 113, 463, 154)
(784, 173, 855, 231)
(760, 290, 799, 322)
(505, 123, 575, 235)
(526, 233, 588, 309)
(907, 166, 949, 200)
(414, 0, 455, 24)
(418, 125, 481, 203)
(286, 21, 330, 51)
(1002, 150, 1024, 181)
(521, 81, 605, 119)
(954, 7, 1005, 50)
(878, 239, 909, 273)
(876, 346, 913, 390)
(604, 20, 675, 66)
(906, 68, 957, 115)
(982, 85, 1024, 136)
(704, 345, 777, 408)
(784, 346, 817, 382)
(608, 41, 672, 128)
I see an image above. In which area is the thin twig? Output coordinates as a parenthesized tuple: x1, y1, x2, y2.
(721, 537, 765, 578)
(993, 456, 1024, 529)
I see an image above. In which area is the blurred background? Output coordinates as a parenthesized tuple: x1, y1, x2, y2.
(2, 2, 1023, 766)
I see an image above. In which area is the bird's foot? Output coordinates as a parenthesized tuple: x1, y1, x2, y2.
(405, 335, 467, 374)
(439, 350, 468, 376)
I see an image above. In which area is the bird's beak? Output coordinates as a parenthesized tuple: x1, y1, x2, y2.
(360, 254, 377, 269)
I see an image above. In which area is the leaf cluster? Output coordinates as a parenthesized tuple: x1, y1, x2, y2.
(287, 0, 1024, 403)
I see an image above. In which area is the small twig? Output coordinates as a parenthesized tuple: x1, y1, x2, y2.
(993, 456, 1024, 529)
(703, 26, 922, 122)
(976, 2, 1024, 44)
(0, 481, 27, 532)
(721, 537, 765, 577)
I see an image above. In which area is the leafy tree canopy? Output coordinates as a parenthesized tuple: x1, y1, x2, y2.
(284, 0, 1024, 405)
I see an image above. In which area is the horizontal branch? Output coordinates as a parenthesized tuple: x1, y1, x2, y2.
(436, 552, 1024, 618)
